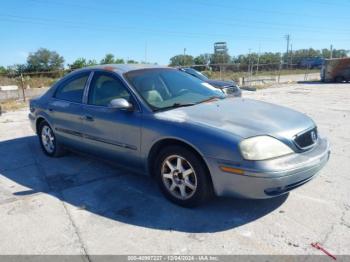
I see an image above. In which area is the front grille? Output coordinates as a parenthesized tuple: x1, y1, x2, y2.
(294, 127, 318, 149)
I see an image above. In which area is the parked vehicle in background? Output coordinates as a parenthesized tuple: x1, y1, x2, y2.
(179, 67, 242, 97)
(29, 64, 330, 207)
(321, 57, 350, 83)
(300, 57, 324, 69)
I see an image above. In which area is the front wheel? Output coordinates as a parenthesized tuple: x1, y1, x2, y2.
(155, 146, 212, 207)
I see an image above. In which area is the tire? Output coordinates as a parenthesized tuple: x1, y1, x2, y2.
(335, 76, 344, 83)
(154, 145, 213, 207)
(38, 121, 66, 157)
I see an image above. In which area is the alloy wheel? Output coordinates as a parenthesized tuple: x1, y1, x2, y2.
(161, 155, 197, 200)
(41, 125, 55, 154)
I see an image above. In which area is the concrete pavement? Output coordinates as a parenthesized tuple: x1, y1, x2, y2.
(0, 82, 349, 256)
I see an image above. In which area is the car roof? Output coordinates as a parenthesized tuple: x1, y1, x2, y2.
(81, 64, 169, 74)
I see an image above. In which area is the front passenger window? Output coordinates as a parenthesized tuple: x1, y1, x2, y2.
(88, 72, 131, 106)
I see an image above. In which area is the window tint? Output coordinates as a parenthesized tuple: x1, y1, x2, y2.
(55, 73, 89, 103)
(88, 72, 131, 106)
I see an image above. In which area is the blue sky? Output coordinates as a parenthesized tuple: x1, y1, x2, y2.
(1, 0, 349, 67)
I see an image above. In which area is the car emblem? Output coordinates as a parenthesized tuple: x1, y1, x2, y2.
(311, 131, 317, 143)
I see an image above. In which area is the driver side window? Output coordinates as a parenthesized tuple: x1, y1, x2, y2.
(88, 72, 131, 106)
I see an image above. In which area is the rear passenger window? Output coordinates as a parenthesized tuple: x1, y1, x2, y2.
(55, 73, 90, 103)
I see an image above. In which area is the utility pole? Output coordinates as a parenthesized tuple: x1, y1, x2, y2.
(20, 73, 26, 102)
(183, 48, 186, 66)
(247, 48, 251, 85)
(256, 43, 261, 75)
(330, 44, 333, 59)
(278, 53, 283, 83)
(285, 34, 290, 68)
(290, 44, 293, 69)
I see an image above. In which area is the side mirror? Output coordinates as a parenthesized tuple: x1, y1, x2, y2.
(108, 98, 133, 111)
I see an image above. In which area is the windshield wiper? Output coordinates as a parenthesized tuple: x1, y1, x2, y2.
(196, 96, 223, 104)
(154, 102, 196, 112)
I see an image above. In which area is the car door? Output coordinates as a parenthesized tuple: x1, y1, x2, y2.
(48, 71, 91, 148)
(80, 71, 142, 169)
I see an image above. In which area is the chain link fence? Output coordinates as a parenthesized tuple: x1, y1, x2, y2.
(188, 63, 321, 87)
(0, 63, 321, 103)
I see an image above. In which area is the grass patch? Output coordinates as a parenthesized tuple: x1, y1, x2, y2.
(0, 100, 28, 113)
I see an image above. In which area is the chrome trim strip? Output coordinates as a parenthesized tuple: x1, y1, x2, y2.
(55, 127, 137, 150)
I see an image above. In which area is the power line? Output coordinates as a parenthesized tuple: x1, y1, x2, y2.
(0, 15, 289, 41)
(1, 13, 350, 42)
(24, 0, 350, 33)
(28, 0, 350, 21)
(307, 0, 350, 7)
(285, 34, 291, 68)
(186, 0, 350, 21)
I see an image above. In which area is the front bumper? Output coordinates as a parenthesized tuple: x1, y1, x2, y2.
(206, 137, 330, 198)
(28, 113, 36, 133)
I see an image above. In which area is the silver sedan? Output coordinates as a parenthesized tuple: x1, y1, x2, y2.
(29, 64, 330, 207)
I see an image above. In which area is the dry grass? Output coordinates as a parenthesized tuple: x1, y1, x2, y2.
(204, 69, 319, 81)
(0, 76, 58, 89)
(0, 100, 28, 113)
(0, 76, 18, 86)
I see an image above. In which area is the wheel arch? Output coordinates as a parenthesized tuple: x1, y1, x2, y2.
(35, 116, 51, 134)
(147, 138, 214, 188)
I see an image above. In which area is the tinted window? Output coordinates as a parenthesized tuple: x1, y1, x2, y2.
(125, 69, 223, 110)
(88, 72, 131, 106)
(55, 73, 89, 103)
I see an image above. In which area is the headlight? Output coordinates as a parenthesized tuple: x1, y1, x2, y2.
(239, 136, 293, 160)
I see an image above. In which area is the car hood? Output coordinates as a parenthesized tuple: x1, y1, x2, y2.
(155, 98, 315, 139)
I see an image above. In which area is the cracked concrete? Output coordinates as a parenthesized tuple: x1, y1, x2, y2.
(0, 82, 349, 255)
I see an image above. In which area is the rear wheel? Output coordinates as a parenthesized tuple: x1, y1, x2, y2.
(335, 76, 344, 83)
(38, 121, 66, 157)
(155, 145, 212, 207)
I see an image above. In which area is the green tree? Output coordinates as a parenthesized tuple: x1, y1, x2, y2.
(27, 48, 64, 72)
(100, 54, 125, 64)
(169, 55, 194, 66)
(114, 58, 125, 64)
(69, 58, 87, 69)
(0, 66, 7, 74)
(332, 49, 349, 58)
(194, 54, 211, 65)
(87, 59, 98, 66)
(321, 49, 331, 59)
(100, 54, 115, 64)
(126, 59, 138, 64)
(15, 64, 28, 73)
(287, 48, 320, 65)
(211, 53, 231, 65)
(321, 48, 348, 59)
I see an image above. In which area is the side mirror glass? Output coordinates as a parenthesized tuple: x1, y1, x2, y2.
(108, 98, 133, 111)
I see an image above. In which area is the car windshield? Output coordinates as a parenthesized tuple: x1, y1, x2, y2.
(183, 68, 209, 81)
(125, 68, 225, 111)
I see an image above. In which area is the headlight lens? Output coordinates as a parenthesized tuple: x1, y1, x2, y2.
(239, 136, 293, 160)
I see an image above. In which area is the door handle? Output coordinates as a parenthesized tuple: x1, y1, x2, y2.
(48, 108, 54, 112)
(82, 115, 94, 122)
